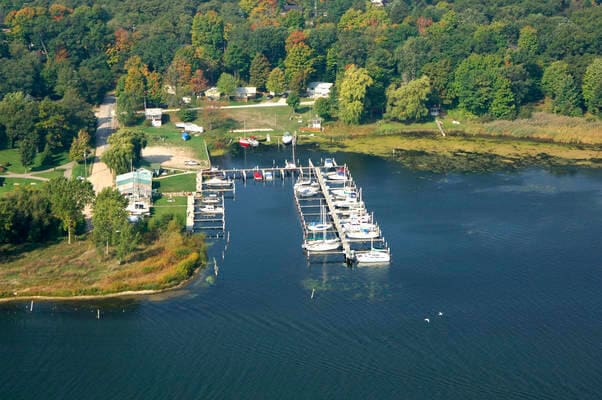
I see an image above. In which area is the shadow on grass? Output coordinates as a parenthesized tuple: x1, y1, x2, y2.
(0, 240, 62, 263)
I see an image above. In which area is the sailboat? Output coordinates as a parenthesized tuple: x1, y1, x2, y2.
(308, 204, 332, 232)
(355, 240, 391, 264)
(282, 131, 293, 145)
(302, 218, 340, 252)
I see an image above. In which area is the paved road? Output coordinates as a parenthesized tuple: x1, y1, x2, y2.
(88, 95, 116, 194)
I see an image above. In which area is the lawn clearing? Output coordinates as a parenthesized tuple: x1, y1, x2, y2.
(0, 148, 69, 174)
(155, 173, 196, 193)
(0, 178, 44, 197)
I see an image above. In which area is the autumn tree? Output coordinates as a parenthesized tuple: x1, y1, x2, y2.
(338, 65, 373, 124)
(190, 69, 209, 97)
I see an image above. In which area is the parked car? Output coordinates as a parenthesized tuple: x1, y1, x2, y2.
(184, 160, 199, 166)
(266, 94, 273, 100)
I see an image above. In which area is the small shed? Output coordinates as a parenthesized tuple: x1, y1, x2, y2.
(205, 87, 221, 100)
(145, 108, 163, 127)
(235, 87, 257, 101)
(181, 132, 191, 141)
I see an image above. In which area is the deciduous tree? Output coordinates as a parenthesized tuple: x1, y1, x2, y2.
(582, 58, 602, 115)
(48, 176, 94, 244)
(266, 67, 286, 95)
(385, 75, 432, 122)
(338, 65, 373, 124)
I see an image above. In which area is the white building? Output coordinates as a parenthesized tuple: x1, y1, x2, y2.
(306, 82, 333, 99)
(115, 168, 153, 216)
(204, 87, 221, 99)
(144, 108, 163, 127)
(175, 122, 204, 133)
(235, 86, 257, 101)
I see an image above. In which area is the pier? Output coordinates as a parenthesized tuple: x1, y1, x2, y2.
(186, 158, 390, 264)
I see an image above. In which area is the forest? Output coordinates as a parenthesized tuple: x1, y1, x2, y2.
(1, 0, 602, 165)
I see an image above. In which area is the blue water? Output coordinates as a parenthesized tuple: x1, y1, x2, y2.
(1, 148, 601, 399)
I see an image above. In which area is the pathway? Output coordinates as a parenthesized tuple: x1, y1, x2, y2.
(88, 94, 116, 194)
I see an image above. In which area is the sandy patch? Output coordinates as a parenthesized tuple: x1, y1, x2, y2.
(142, 146, 205, 170)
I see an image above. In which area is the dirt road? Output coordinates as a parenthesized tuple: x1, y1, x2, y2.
(88, 95, 116, 194)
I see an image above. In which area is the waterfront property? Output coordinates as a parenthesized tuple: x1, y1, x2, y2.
(116, 168, 153, 216)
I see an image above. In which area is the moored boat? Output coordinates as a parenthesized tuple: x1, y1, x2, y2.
(248, 137, 259, 147)
(282, 131, 293, 145)
(355, 249, 390, 264)
(264, 171, 273, 181)
(198, 204, 224, 214)
(253, 170, 263, 181)
(204, 177, 232, 187)
(302, 238, 341, 252)
(239, 138, 250, 148)
(346, 227, 379, 239)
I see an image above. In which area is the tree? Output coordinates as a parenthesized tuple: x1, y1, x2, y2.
(19, 136, 36, 167)
(0, 91, 38, 148)
(217, 73, 238, 98)
(490, 78, 517, 119)
(314, 97, 332, 120)
(190, 69, 208, 97)
(202, 100, 225, 130)
(453, 54, 502, 115)
(542, 61, 583, 116)
(69, 129, 92, 163)
(287, 92, 300, 112)
(48, 177, 94, 244)
(385, 76, 432, 122)
(249, 53, 271, 90)
(284, 43, 315, 87)
(582, 58, 602, 115)
(266, 67, 286, 95)
(338, 65, 374, 124)
(92, 187, 136, 261)
(191, 11, 224, 64)
(102, 129, 147, 175)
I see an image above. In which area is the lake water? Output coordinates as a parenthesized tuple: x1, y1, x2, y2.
(1, 147, 601, 399)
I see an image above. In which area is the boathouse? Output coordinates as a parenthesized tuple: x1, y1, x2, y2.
(116, 168, 153, 216)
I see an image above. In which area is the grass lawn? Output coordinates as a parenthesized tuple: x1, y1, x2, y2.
(32, 169, 65, 180)
(139, 123, 209, 162)
(0, 178, 44, 197)
(0, 148, 69, 174)
(151, 195, 187, 224)
(71, 161, 93, 179)
(154, 172, 196, 193)
(0, 229, 206, 298)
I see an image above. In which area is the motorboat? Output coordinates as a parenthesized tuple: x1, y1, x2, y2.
(198, 204, 224, 214)
(284, 160, 296, 169)
(248, 137, 259, 147)
(253, 170, 263, 181)
(324, 158, 334, 168)
(204, 177, 231, 187)
(330, 188, 356, 199)
(339, 213, 372, 225)
(346, 226, 380, 239)
(355, 249, 390, 264)
(282, 132, 293, 145)
(302, 238, 340, 252)
(264, 171, 273, 181)
(201, 193, 220, 204)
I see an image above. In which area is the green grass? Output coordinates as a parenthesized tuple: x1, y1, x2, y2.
(71, 161, 93, 179)
(0, 178, 44, 197)
(0, 148, 69, 174)
(155, 172, 196, 193)
(138, 123, 209, 162)
(32, 169, 65, 180)
(151, 195, 187, 222)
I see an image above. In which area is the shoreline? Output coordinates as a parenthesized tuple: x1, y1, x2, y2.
(0, 262, 206, 304)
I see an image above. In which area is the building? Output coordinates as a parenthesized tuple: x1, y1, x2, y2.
(175, 122, 204, 133)
(370, 0, 385, 6)
(144, 108, 163, 127)
(306, 82, 333, 98)
(235, 87, 257, 101)
(204, 87, 221, 100)
(115, 168, 153, 216)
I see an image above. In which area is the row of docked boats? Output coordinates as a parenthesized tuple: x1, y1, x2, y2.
(297, 160, 390, 264)
(239, 132, 294, 148)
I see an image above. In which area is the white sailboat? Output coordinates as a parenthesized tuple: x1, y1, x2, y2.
(355, 248, 391, 264)
(303, 220, 340, 252)
(308, 204, 332, 232)
(346, 226, 380, 239)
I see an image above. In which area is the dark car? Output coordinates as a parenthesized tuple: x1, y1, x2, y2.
(266, 94, 273, 100)
(281, 92, 288, 98)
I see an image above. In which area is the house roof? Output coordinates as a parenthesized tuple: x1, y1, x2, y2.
(116, 168, 153, 186)
(307, 82, 333, 90)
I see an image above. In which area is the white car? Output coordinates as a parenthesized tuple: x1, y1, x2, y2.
(184, 160, 199, 166)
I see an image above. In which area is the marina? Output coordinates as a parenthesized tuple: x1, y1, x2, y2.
(187, 157, 390, 265)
